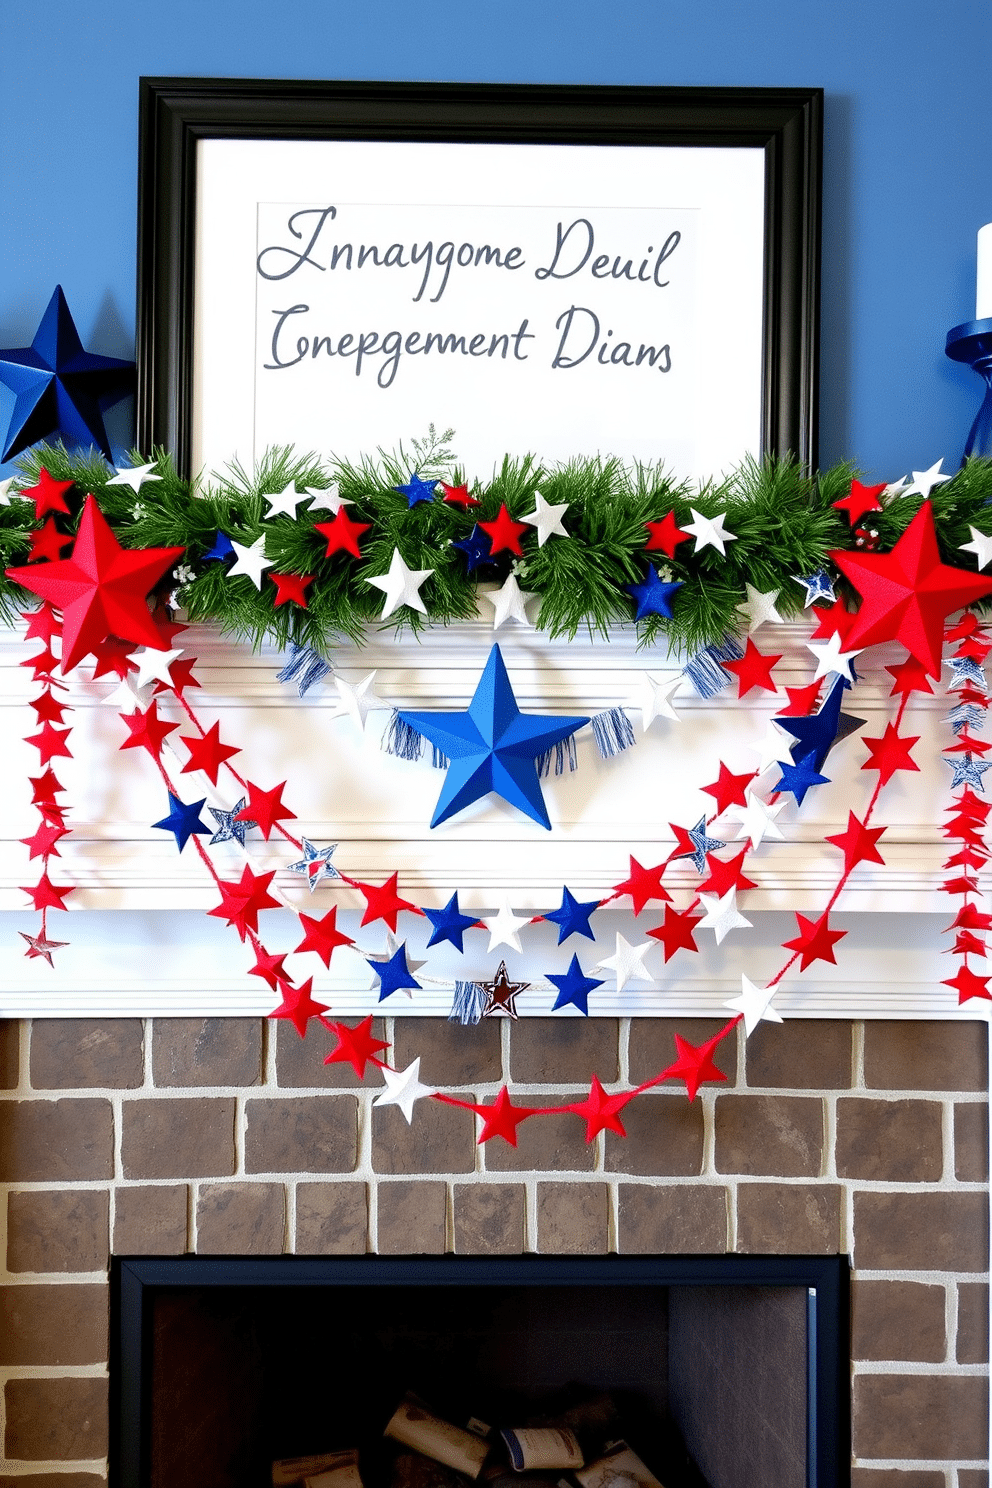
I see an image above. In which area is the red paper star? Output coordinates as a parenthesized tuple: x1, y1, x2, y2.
(23, 469, 73, 519)
(247, 945, 290, 990)
(824, 812, 887, 874)
(566, 1074, 636, 1141)
(24, 721, 73, 764)
(954, 788, 991, 820)
(699, 847, 758, 897)
(20, 604, 61, 643)
(945, 846, 989, 871)
(208, 866, 280, 940)
(119, 701, 179, 760)
(22, 871, 73, 911)
(861, 725, 920, 784)
(18, 929, 69, 966)
(27, 517, 73, 564)
(779, 681, 822, 716)
(646, 904, 703, 961)
(644, 510, 692, 558)
(952, 634, 992, 662)
(611, 856, 671, 914)
(701, 763, 755, 814)
(942, 964, 992, 1004)
(29, 767, 65, 803)
(478, 504, 528, 557)
(153, 656, 201, 696)
(294, 906, 355, 968)
(947, 612, 983, 640)
(832, 478, 886, 525)
(314, 509, 371, 559)
(830, 500, 992, 677)
(89, 635, 136, 680)
(944, 730, 992, 755)
(949, 903, 992, 932)
(268, 976, 329, 1036)
(722, 639, 781, 698)
(885, 657, 934, 698)
(941, 875, 981, 897)
(235, 780, 297, 840)
(21, 819, 69, 859)
(659, 1029, 729, 1101)
(353, 872, 422, 931)
(783, 911, 847, 970)
(323, 1015, 390, 1078)
(440, 482, 479, 508)
(179, 721, 241, 784)
(28, 690, 68, 724)
(19, 646, 58, 682)
(448, 1085, 539, 1145)
(35, 799, 67, 827)
(270, 572, 315, 608)
(809, 599, 855, 642)
(949, 930, 987, 956)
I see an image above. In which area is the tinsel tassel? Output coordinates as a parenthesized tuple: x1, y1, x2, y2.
(682, 634, 745, 698)
(276, 643, 333, 696)
(448, 979, 487, 1024)
(591, 706, 636, 759)
(536, 732, 579, 779)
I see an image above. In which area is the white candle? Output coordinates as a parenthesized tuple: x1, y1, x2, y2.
(977, 223, 992, 319)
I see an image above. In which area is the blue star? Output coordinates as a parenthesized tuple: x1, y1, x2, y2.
(546, 953, 605, 1015)
(424, 891, 479, 952)
(771, 749, 830, 805)
(203, 531, 235, 563)
(626, 564, 683, 621)
(948, 656, 988, 692)
(286, 838, 340, 891)
(793, 570, 835, 606)
(949, 704, 987, 733)
(368, 942, 422, 1001)
(452, 524, 493, 573)
(775, 675, 865, 773)
(944, 752, 992, 791)
(0, 285, 134, 462)
(395, 473, 437, 507)
(674, 816, 728, 873)
(398, 644, 589, 830)
(152, 792, 210, 851)
(209, 797, 257, 846)
(543, 885, 600, 944)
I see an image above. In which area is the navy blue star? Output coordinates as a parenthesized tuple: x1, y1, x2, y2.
(775, 675, 866, 773)
(452, 524, 493, 573)
(949, 704, 987, 733)
(0, 286, 134, 461)
(367, 942, 423, 1001)
(543, 885, 600, 944)
(398, 644, 589, 830)
(547, 954, 605, 1015)
(674, 816, 728, 873)
(203, 531, 235, 563)
(944, 752, 992, 791)
(209, 797, 256, 846)
(771, 749, 830, 806)
(626, 564, 683, 620)
(152, 792, 210, 851)
(424, 891, 479, 952)
(948, 656, 988, 691)
(793, 570, 835, 606)
(395, 472, 437, 507)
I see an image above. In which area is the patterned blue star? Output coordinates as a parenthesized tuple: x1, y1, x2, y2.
(943, 752, 992, 791)
(948, 656, 988, 692)
(949, 704, 987, 733)
(394, 473, 437, 507)
(0, 285, 134, 461)
(203, 531, 235, 563)
(398, 644, 589, 830)
(368, 941, 422, 1001)
(543, 885, 600, 944)
(546, 954, 605, 1015)
(775, 675, 865, 773)
(452, 524, 493, 573)
(626, 564, 683, 621)
(424, 891, 479, 952)
(209, 797, 257, 846)
(286, 838, 340, 891)
(793, 570, 835, 606)
(152, 792, 210, 851)
(675, 816, 729, 873)
(771, 749, 830, 806)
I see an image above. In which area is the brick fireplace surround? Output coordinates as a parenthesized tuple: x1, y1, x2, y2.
(0, 1014, 987, 1487)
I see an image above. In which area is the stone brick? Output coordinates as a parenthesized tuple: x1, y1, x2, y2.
(849, 1474, 946, 1488)
(959, 1474, 990, 1488)
(152, 1017, 262, 1086)
(850, 1279, 946, 1363)
(628, 1019, 737, 1087)
(863, 1020, 987, 1091)
(121, 1097, 235, 1178)
(453, 1184, 525, 1254)
(0, 1020, 19, 1088)
(0, 1098, 112, 1181)
(296, 1183, 368, 1254)
(509, 1019, 619, 1084)
(853, 1372, 988, 1460)
(0, 1283, 107, 1365)
(245, 1096, 358, 1174)
(376, 1181, 447, 1253)
(196, 1182, 285, 1254)
(955, 1100, 989, 1182)
(393, 1017, 501, 1087)
(957, 1281, 990, 1365)
(0, 1478, 106, 1488)
(114, 1184, 188, 1255)
(7, 1189, 109, 1273)
(736, 1183, 841, 1254)
(484, 1096, 596, 1173)
(853, 1190, 989, 1271)
(276, 1017, 388, 1089)
(30, 1018, 143, 1089)
(617, 1184, 728, 1253)
(836, 1098, 943, 1182)
(714, 1094, 823, 1176)
(371, 1099, 475, 1175)
(604, 1092, 704, 1176)
(745, 1018, 852, 1089)
(4, 1377, 108, 1460)
(537, 1182, 609, 1254)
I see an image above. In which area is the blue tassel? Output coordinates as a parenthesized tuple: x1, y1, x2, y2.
(682, 634, 744, 698)
(430, 743, 450, 769)
(448, 979, 487, 1024)
(276, 643, 332, 697)
(591, 706, 636, 760)
(383, 711, 428, 761)
(536, 732, 579, 779)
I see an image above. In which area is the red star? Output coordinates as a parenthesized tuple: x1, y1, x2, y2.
(778, 681, 822, 716)
(23, 469, 73, 519)
(945, 846, 989, 871)
(208, 866, 280, 940)
(824, 812, 887, 874)
(246, 945, 290, 990)
(270, 572, 315, 608)
(22, 871, 73, 911)
(949, 903, 992, 932)
(353, 871, 422, 931)
(20, 604, 61, 643)
(832, 478, 886, 526)
(646, 904, 703, 962)
(942, 875, 982, 897)
(946, 612, 983, 640)
(954, 788, 991, 820)
(440, 482, 480, 507)
(659, 1029, 729, 1101)
(89, 635, 136, 680)
(153, 657, 201, 697)
(446, 1085, 539, 1145)
(314, 509, 371, 559)
(610, 855, 671, 914)
(18, 930, 69, 966)
(954, 685, 991, 710)
(36, 799, 67, 827)
(5, 494, 184, 673)
(942, 963, 992, 1004)
(235, 780, 297, 840)
(943, 820, 987, 847)
(294, 906, 355, 968)
(861, 725, 920, 784)
(119, 701, 179, 760)
(478, 503, 528, 557)
(722, 639, 781, 698)
(21, 819, 69, 859)
(885, 657, 934, 698)
(644, 510, 692, 558)
(24, 721, 73, 764)
(179, 720, 241, 784)
(565, 1074, 636, 1141)
(830, 500, 992, 677)
(268, 977, 329, 1036)
(27, 517, 73, 563)
(700, 847, 758, 897)
(150, 610, 188, 649)
(944, 730, 992, 755)
(323, 1015, 390, 1078)
(949, 931, 987, 957)
(953, 634, 992, 662)
(701, 763, 755, 814)
(28, 690, 68, 724)
(783, 911, 847, 970)
(809, 599, 856, 642)
(29, 767, 65, 803)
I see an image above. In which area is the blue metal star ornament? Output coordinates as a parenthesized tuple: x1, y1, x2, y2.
(398, 644, 589, 830)
(0, 286, 135, 461)
(424, 891, 479, 952)
(395, 473, 437, 507)
(152, 792, 210, 851)
(286, 838, 340, 891)
(944, 752, 992, 791)
(368, 941, 423, 1001)
(452, 524, 494, 573)
(547, 954, 605, 1015)
(771, 749, 830, 806)
(203, 531, 236, 564)
(209, 797, 257, 846)
(625, 564, 683, 621)
(543, 885, 600, 944)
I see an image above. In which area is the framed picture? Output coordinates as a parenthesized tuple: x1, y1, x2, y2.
(137, 80, 822, 483)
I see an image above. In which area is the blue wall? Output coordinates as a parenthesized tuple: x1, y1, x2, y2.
(1, 0, 989, 480)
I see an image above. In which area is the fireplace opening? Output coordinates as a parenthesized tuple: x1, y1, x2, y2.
(112, 1255, 849, 1488)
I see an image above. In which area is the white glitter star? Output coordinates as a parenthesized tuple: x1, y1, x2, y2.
(807, 633, 863, 683)
(594, 933, 654, 991)
(726, 791, 786, 849)
(735, 584, 784, 633)
(521, 491, 570, 545)
(365, 548, 434, 619)
(329, 671, 388, 731)
(479, 572, 536, 629)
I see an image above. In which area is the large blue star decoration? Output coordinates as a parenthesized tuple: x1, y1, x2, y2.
(543, 885, 600, 943)
(398, 644, 590, 830)
(152, 792, 210, 851)
(625, 564, 683, 620)
(775, 674, 866, 773)
(394, 473, 437, 507)
(368, 941, 422, 1000)
(546, 954, 605, 1015)
(0, 286, 135, 462)
(424, 891, 479, 952)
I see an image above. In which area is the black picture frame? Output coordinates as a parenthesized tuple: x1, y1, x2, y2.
(137, 79, 822, 480)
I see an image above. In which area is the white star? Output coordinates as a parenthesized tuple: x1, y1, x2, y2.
(724, 974, 784, 1036)
(106, 461, 162, 493)
(304, 483, 346, 515)
(696, 887, 753, 945)
(483, 899, 531, 954)
(735, 584, 783, 634)
(228, 536, 273, 589)
(726, 791, 786, 849)
(595, 933, 654, 991)
(882, 475, 910, 501)
(961, 526, 992, 570)
(127, 646, 183, 688)
(479, 572, 536, 629)
(684, 507, 737, 557)
(635, 673, 683, 729)
(0, 476, 18, 506)
(102, 673, 154, 710)
(263, 483, 307, 520)
(329, 671, 388, 731)
(372, 1057, 435, 1123)
(903, 459, 950, 500)
(365, 548, 434, 619)
(750, 719, 795, 773)
(521, 490, 570, 545)
(807, 632, 863, 683)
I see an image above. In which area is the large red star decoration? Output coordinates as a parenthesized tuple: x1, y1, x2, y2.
(830, 500, 992, 676)
(657, 1029, 730, 1101)
(294, 906, 355, 968)
(782, 911, 847, 970)
(5, 494, 183, 672)
(647, 904, 703, 962)
(832, 478, 886, 526)
(565, 1075, 636, 1141)
(478, 503, 528, 557)
(323, 1016, 390, 1078)
(824, 812, 887, 874)
(610, 856, 671, 914)
(643, 510, 692, 558)
(722, 639, 781, 698)
(314, 509, 371, 559)
(352, 872, 423, 931)
(268, 977, 329, 1036)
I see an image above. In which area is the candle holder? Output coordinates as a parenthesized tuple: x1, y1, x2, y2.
(945, 316, 992, 462)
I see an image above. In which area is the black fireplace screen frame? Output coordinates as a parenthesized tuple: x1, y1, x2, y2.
(111, 1252, 850, 1488)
